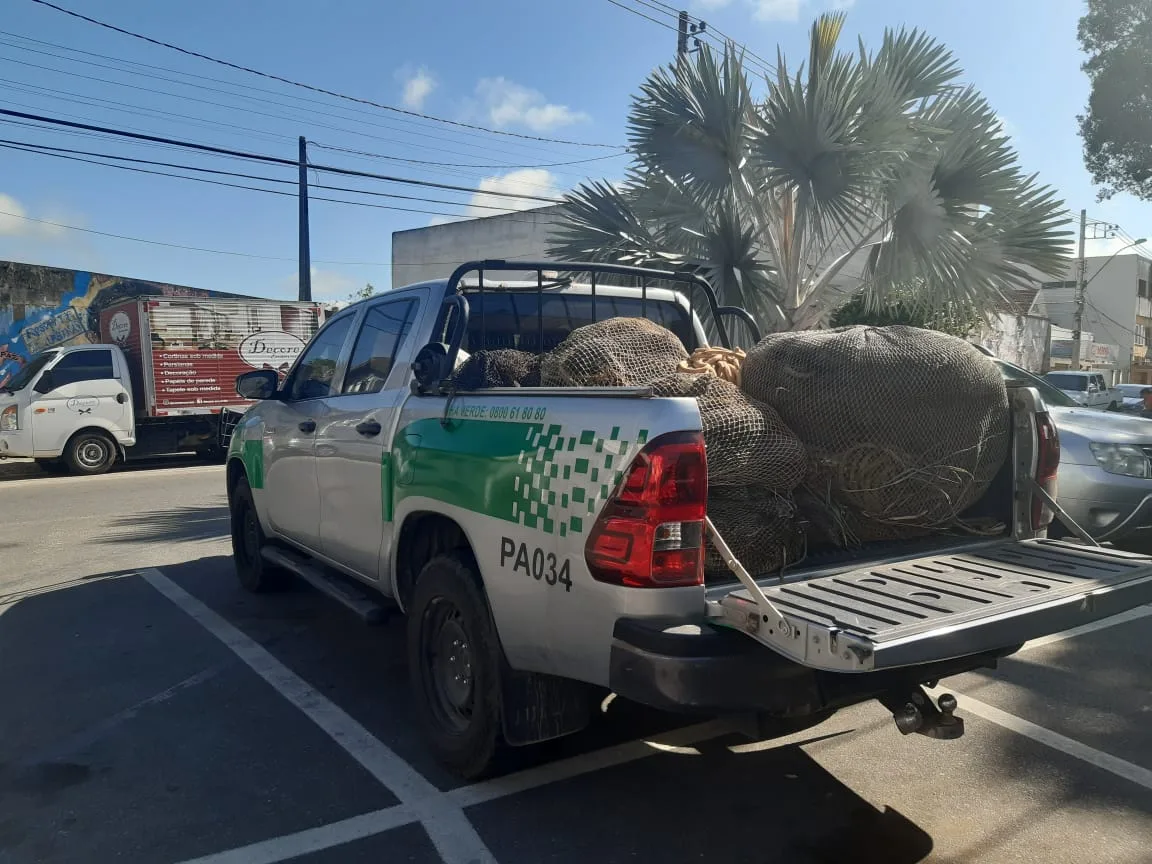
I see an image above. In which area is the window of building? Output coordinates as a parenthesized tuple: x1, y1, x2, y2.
(1140, 279, 1148, 298)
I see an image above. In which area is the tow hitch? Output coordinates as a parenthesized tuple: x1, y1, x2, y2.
(879, 687, 964, 740)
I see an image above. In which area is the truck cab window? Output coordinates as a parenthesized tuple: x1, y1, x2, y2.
(342, 300, 418, 395)
(285, 315, 354, 401)
(48, 349, 114, 388)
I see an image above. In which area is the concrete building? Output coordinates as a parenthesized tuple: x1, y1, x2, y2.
(1040, 252, 1152, 384)
(391, 206, 565, 287)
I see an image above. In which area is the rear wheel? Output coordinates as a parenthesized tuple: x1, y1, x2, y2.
(407, 553, 503, 779)
(229, 476, 283, 592)
(63, 431, 116, 475)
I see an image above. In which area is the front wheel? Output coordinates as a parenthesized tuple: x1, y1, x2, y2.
(407, 554, 504, 779)
(229, 476, 284, 592)
(63, 431, 116, 475)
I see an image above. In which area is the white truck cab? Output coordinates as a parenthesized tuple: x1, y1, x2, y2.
(0, 344, 135, 474)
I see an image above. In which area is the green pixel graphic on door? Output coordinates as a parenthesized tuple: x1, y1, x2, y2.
(392, 418, 649, 536)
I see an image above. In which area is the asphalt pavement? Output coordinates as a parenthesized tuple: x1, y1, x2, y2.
(0, 462, 1150, 864)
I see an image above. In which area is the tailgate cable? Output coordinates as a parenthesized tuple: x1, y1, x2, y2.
(1028, 479, 1101, 547)
(704, 516, 794, 638)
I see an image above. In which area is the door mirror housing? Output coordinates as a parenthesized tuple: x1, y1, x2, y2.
(32, 370, 55, 394)
(236, 369, 280, 400)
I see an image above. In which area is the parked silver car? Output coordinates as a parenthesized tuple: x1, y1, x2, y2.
(1114, 383, 1148, 414)
(999, 360, 1152, 544)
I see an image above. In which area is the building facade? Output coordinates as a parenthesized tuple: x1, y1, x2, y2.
(1041, 252, 1152, 384)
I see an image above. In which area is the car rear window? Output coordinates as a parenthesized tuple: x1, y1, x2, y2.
(1045, 373, 1087, 391)
(455, 292, 698, 353)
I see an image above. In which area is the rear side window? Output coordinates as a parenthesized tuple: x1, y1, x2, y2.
(286, 315, 354, 401)
(50, 349, 114, 386)
(342, 300, 418, 395)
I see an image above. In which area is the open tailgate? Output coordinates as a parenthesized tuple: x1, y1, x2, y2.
(711, 539, 1152, 673)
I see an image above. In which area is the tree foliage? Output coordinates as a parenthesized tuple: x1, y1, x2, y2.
(831, 288, 985, 338)
(550, 13, 1071, 333)
(1078, 0, 1152, 200)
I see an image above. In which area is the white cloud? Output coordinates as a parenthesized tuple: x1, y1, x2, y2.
(475, 78, 589, 132)
(465, 168, 560, 218)
(398, 66, 436, 110)
(0, 192, 70, 239)
(752, 0, 802, 21)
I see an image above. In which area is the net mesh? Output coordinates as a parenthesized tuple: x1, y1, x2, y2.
(704, 487, 801, 579)
(651, 372, 807, 491)
(539, 317, 689, 387)
(450, 349, 540, 389)
(741, 325, 1010, 544)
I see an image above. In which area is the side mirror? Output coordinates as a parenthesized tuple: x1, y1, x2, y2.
(32, 370, 55, 394)
(236, 369, 280, 400)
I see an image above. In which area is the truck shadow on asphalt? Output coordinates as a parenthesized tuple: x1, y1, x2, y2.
(0, 556, 938, 864)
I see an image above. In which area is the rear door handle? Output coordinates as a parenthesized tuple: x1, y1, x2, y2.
(356, 419, 382, 437)
(298, 419, 316, 434)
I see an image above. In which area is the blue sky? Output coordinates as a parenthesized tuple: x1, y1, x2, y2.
(0, 0, 1144, 300)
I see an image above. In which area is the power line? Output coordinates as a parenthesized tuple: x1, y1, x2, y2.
(604, 0, 679, 32)
(309, 140, 625, 171)
(0, 138, 541, 214)
(0, 109, 564, 203)
(0, 208, 395, 265)
(0, 31, 611, 168)
(27, 0, 624, 149)
(0, 45, 613, 174)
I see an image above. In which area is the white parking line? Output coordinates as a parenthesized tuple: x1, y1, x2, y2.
(141, 568, 497, 864)
(931, 687, 1152, 792)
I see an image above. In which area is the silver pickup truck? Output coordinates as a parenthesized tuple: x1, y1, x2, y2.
(226, 261, 1152, 778)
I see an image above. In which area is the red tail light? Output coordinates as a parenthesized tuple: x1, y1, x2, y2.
(585, 431, 707, 588)
(1032, 411, 1060, 531)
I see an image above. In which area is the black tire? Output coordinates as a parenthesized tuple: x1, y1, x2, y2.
(407, 553, 503, 779)
(229, 476, 283, 592)
(62, 431, 116, 476)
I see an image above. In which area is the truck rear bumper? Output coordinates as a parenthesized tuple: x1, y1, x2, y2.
(608, 617, 1012, 718)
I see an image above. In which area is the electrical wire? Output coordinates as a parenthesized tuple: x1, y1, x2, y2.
(604, 0, 679, 32)
(308, 140, 626, 171)
(0, 208, 393, 264)
(0, 30, 613, 168)
(0, 138, 538, 214)
(0, 47, 616, 175)
(0, 109, 564, 203)
(27, 0, 624, 149)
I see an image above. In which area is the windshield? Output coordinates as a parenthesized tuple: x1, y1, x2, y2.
(997, 361, 1079, 408)
(1, 351, 57, 393)
(1044, 372, 1087, 391)
(1117, 384, 1146, 398)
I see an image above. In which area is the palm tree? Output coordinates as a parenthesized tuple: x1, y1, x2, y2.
(548, 13, 1071, 333)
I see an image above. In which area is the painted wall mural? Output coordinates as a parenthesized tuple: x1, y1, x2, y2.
(0, 260, 247, 389)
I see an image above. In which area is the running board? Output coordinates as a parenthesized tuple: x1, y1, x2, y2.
(711, 539, 1152, 672)
(261, 547, 389, 624)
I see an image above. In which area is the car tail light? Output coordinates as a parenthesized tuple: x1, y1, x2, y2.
(585, 431, 707, 588)
(1032, 411, 1060, 531)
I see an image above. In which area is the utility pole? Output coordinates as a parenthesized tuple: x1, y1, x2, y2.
(677, 11, 689, 57)
(1071, 208, 1087, 371)
(298, 135, 312, 302)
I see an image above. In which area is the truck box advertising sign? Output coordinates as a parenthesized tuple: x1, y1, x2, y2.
(99, 298, 324, 415)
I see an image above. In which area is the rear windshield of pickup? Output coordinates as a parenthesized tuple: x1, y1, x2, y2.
(455, 292, 699, 354)
(1044, 372, 1088, 391)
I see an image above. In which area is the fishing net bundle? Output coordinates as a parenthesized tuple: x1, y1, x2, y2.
(538, 317, 689, 387)
(649, 371, 806, 492)
(449, 349, 540, 389)
(740, 325, 1010, 545)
